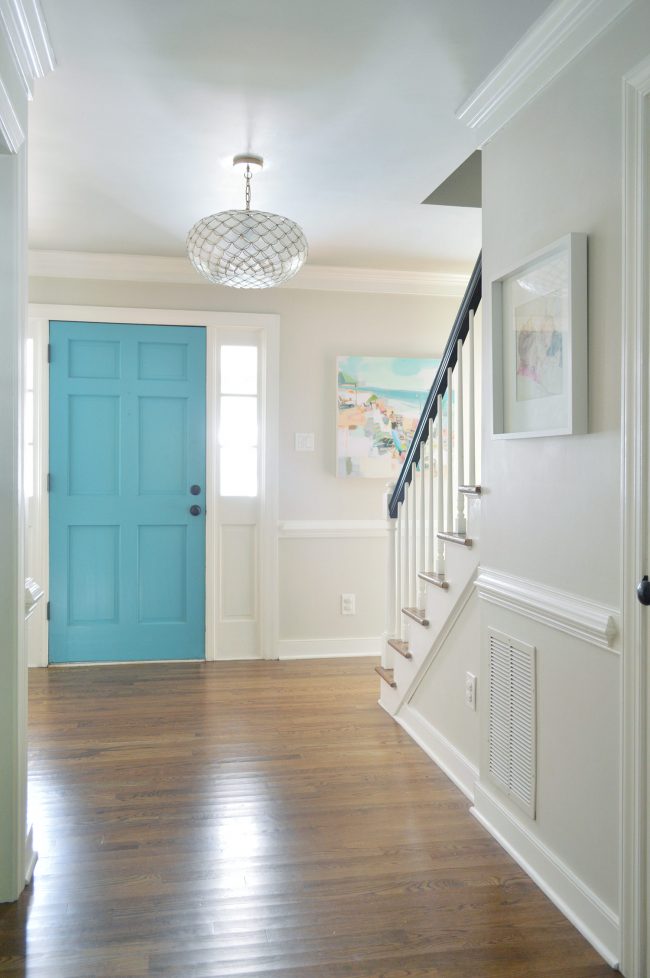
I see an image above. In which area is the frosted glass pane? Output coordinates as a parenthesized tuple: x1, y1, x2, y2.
(24, 448, 34, 499)
(219, 396, 258, 447)
(25, 338, 34, 390)
(220, 446, 257, 497)
(24, 391, 34, 442)
(221, 345, 257, 395)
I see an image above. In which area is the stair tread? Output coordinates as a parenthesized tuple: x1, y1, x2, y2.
(388, 638, 412, 659)
(437, 531, 473, 548)
(375, 665, 397, 688)
(402, 607, 430, 626)
(418, 571, 449, 589)
(459, 484, 482, 496)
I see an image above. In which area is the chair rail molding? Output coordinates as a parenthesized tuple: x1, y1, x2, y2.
(278, 520, 389, 540)
(456, 0, 636, 146)
(28, 250, 470, 298)
(476, 569, 619, 651)
(620, 53, 650, 978)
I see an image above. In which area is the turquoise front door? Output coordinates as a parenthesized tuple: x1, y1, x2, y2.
(49, 322, 206, 663)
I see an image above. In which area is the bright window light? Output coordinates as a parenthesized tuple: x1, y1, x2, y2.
(220, 446, 257, 497)
(219, 396, 258, 448)
(221, 345, 257, 395)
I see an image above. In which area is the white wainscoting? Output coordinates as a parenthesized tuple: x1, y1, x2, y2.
(471, 781, 620, 968)
(277, 637, 382, 659)
(476, 568, 619, 652)
(392, 702, 479, 803)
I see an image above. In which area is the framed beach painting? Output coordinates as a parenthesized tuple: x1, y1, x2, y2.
(336, 355, 440, 478)
(491, 232, 588, 438)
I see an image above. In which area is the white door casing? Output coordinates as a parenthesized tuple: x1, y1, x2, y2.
(620, 56, 650, 978)
(28, 304, 280, 666)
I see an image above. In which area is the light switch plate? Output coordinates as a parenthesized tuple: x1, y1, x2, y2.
(295, 432, 315, 452)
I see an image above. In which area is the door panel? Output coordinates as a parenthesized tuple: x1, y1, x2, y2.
(49, 321, 206, 663)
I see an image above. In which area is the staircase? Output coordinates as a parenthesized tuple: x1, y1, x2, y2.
(377, 253, 482, 722)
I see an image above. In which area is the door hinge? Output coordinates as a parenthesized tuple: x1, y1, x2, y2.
(46, 601, 50, 621)
(46, 473, 51, 492)
(47, 343, 52, 363)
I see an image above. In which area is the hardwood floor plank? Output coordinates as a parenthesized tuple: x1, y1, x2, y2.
(0, 659, 613, 977)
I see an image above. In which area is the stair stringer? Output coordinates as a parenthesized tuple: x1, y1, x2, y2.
(379, 546, 479, 716)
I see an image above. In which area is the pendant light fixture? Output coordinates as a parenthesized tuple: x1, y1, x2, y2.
(186, 154, 308, 289)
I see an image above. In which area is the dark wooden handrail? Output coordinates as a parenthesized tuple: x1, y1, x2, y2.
(388, 252, 482, 518)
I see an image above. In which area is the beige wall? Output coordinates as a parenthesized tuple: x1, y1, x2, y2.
(29, 276, 460, 649)
(479, 0, 650, 927)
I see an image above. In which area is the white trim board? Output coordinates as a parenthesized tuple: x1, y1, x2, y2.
(620, 54, 650, 978)
(0, 76, 24, 153)
(279, 520, 389, 539)
(472, 781, 619, 968)
(277, 637, 382, 659)
(28, 303, 280, 666)
(28, 250, 471, 298)
(476, 568, 619, 651)
(393, 702, 478, 803)
(456, 0, 636, 146)
(0, 0, 55, 99)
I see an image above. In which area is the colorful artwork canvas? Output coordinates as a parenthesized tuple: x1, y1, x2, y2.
(337, 356, 440, 478)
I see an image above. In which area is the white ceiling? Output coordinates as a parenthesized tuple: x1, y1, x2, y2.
(29, 0, 552, 272)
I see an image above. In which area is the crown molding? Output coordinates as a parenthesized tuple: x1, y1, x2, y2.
(0, 0, 55, 99)
(0, 75, 23, 152)
(456, 0, 635, 147)
(28, 250, 470, 298)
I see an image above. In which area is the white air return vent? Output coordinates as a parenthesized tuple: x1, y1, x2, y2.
(488, 629, 536, 818)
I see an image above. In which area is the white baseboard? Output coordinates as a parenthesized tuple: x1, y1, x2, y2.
(277, 637, 382, 659)
(24, 825, 37, 884)
(393, 702, 478, 802)
(471, 781, 619, 968)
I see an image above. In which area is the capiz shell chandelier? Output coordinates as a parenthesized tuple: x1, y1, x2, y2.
(187, 154, 308, 289)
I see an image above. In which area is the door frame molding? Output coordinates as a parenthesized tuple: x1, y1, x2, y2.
(28, 303, 280, 665)
(620, 56, 650, 978)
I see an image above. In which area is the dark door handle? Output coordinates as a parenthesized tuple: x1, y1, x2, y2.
(190, 484, 201, 495)
(189, 504, 202, 517)
(637, 575, 650, 605)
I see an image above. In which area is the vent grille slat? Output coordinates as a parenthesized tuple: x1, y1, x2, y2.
(487, 629, 536, 818)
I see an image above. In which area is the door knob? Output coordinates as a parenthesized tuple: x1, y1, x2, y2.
(189, 504, 202, 516)
(637, 575, 650, 605)
(190, 484, 201, 495)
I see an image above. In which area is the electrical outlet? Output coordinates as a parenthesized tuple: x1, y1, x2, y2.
(465, 672, 477, 711)
(341, 593, 356, 615)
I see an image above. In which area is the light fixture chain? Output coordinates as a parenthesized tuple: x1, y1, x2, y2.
(245, 164, 252, 211)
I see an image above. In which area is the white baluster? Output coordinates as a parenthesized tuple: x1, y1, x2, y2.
(436, 397, 445, 575)
(455, 340, 466, 535)
(446, 368, 453, 534)
(468, 310, 476, 488)
(384, 513, 396, 667)
(403, 489, 410, 626)
(428, 417, 434, 571)
(418, 450, 426, 607)
(410, 463, 417, 607)
(395, 500, 402, 641)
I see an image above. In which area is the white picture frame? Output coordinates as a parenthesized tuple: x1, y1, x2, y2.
(492, 232, 588, 439)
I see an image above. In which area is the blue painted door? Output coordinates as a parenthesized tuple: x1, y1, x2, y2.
(49, 322, 206, 663)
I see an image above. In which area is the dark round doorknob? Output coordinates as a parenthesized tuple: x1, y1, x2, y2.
(637, 575, 650, 605)
(189, 504, 202, 517)
(190, 484, 201, 496)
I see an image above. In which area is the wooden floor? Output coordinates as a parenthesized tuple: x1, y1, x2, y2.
(0, 658, 612, 978)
